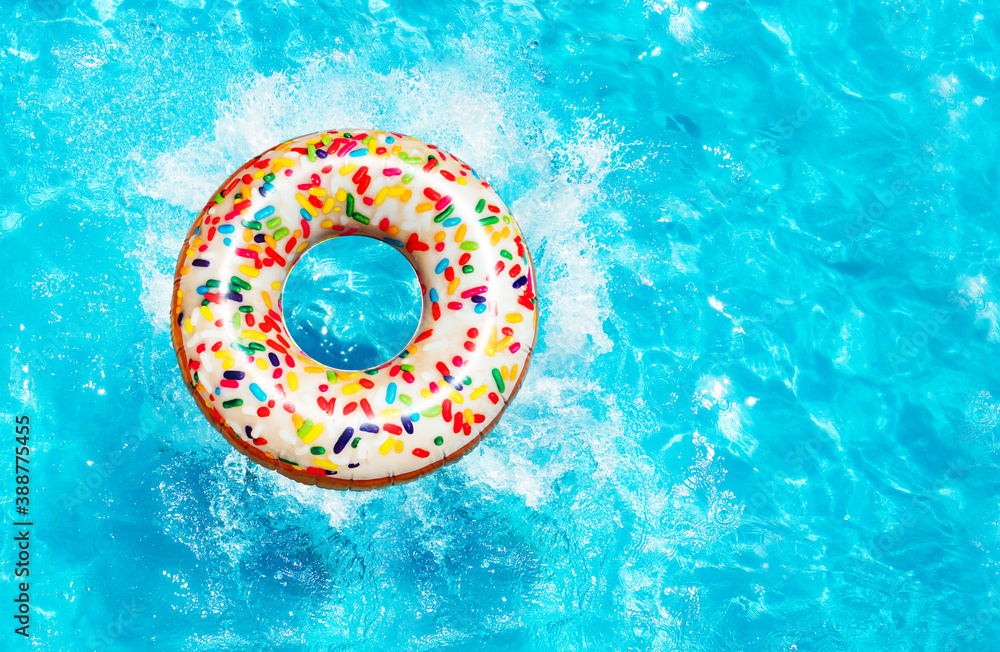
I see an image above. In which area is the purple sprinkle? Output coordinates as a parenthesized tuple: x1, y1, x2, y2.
(192, 259, 210, 267)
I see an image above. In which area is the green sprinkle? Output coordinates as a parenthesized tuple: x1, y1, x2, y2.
(434, 436, 444, 446)
(500, 249, 513, 260)
(248, 342, 265, 352)
(241, 219, 262, 230)
(266, 216, 282, 229)
(296, 419, 315, 439)
(421, 405, 443, 418)
(235, 344, 255, 355)
(214, 193, 225, 204)
(326, 370, 338, 383)
(459, 242, 479, 251)
(222, 399, 243, 409)
(263, 173, 276, 182)
(307, 144, 317, 161)
(233, 313, 241, 329)
(321, 134, 333, 145)
(463, 376, 472, 385)
(399, 394, 412, 406)
(352, 213, 370, 225)
(433, 205, 455, 223)
(310, 446, 326, 455)
(462, 265, 474, 274)
(201, 299, 209, 307)
(351, 438, 360, 449)
(239, 305, 254, 313)
(492, 368, 506, 393)
(346, 193, 355, 215)
(206, 279, 221, 288)
(398, 350, 408, 359)
(475, 199, 486, 213)
(273, 227, 290, 241)
(401, 173, 414, 184)
(278, 457, 298, 466)
(479, 216, 499, 226)
(401, 364, 415, 372)
(231, 276, 252, 290)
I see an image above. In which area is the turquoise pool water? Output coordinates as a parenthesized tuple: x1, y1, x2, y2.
(3, 0, 1000, 650)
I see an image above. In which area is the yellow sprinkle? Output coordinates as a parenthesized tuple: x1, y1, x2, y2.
(457, 177, 467, 185)
(243, 229, 253, 242)
(256, 358, 269, 370)
(380, 438, 395, 455)
(449, 391, 464, 404)
(490, 326, 498, 346)
(313, 459, 339, 471)
(506, 313, 523, 323)
(463, 409, 473, 424)
(253, 170, 266, 179)
(394, 440, 404, 454)
(288, 372, 299, 391)
(387, 186, 404, 197)
(180, 266, 190, 276)
(321, 220, 335, 229)
(485, 343, 497, 357)
(471, 385, 487, 400)
(239, 264, 259, 278)
(400, 189, 412, 201)
(214, 350, 232, 359)
(343, 383, 363, 395)
(264, 234, 277, 249)
(501, 365, 509, 379)
(248, 243, 262, 253)
(496, 335, 513, 351)
(222, 358, 235, 370)
(301, 423, 324, 444)
(374, 187, 389, 206)
(340, 164, 356, 175)
(335, 188, 347, 201)
(242, 184, 252, 198)
(295, 193, 318, 217)
(387, 226, 399, 236)
(380, 409, 401, 420)
(490, 232, 502, 246)
(304, 365, 324, 373)
(420, 389, 432, 399)
(447, 278, 460, 295)
(434, 231, 446, 243)
(297, 242, 308, 253)
(271, 281, 282, 290)
(391, 144, 401, 155)
(184, 318, 193, 334)
(484, 225, 494, 234)
(192, 239, 203, 247)
(322, 198, 336, 214)
(454, 224, 467, 243)
(416, 202, 433, 212)
(406, 344, 417, 355)
(242, 330, 266, 341)
(292, 414, 304, 429)
(262, 291, 272, 310)
(501, 226, 510, 238)
(200, 306, 214, 321)
(273, 157, 295, 170)
(335, 371, 361, 381)
(308, 187, 327, 197)
(509, 364, 518, 381)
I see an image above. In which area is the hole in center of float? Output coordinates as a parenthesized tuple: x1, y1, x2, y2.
(281, 236, 422, 372)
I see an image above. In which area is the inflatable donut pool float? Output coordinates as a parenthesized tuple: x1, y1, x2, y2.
(170, 129, 538, 490)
